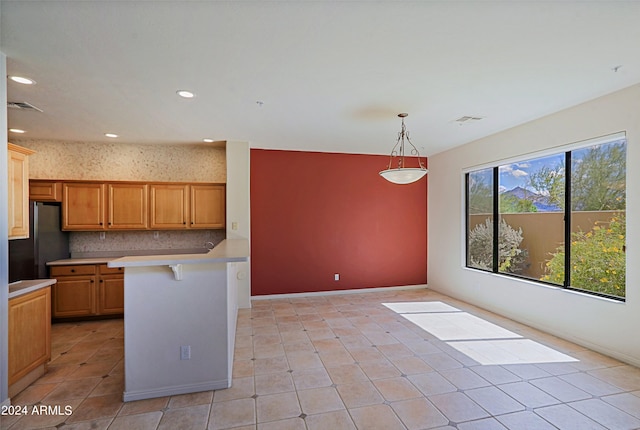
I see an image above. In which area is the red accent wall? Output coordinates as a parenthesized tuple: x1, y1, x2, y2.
(251, 149, 427, 296)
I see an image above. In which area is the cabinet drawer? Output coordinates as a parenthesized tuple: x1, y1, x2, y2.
(50, 265, 97, 277)
(98, 264, 124, 275)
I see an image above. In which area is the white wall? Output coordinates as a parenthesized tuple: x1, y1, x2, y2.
(226, 141, 251, 308)
(428, 83, 640, 366)
(1, 51, 10, 405)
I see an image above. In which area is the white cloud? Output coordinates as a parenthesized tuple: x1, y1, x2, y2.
(500, 164, 528, 178)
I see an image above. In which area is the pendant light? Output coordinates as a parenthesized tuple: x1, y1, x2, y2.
(379, 113, 428, 184)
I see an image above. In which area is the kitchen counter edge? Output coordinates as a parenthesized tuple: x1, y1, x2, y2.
(9, 279, 57, 300)
(47, 257, 117, 266)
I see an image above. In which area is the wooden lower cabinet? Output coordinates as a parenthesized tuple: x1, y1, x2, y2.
(98, 267, 125, 315)
(51, 264, 124, 319)
(9, 287, 51, 393)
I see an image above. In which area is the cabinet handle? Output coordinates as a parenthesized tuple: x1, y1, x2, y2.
(100, 222, 103, 226)
(90, 279, 94, 283)
(70, 269, 75, 273)
(100, 279, 103, 283)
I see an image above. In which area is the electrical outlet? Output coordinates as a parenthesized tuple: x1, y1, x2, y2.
(99, 232, 106, 240)
(153, 231, 160, 239)
(334, 273, 340, 281)
(180, 345, 191, 360)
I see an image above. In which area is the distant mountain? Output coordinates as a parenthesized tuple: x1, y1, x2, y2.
(502, 186, 561, 212)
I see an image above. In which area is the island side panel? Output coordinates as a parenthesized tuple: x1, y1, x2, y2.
(123, 263, 230, 401)
(227, 262, 238, 377)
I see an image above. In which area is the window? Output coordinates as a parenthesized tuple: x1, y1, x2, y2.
(466, 168, 493, 270)
(465, 134, 626, 300)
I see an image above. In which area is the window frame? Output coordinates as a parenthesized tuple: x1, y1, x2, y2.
(464, 132, 626, 302)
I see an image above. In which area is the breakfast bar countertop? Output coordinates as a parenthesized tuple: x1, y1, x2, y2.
(107, 239, 249, 268)
(8, 279, 57, 300)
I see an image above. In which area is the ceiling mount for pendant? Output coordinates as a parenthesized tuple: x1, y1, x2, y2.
(379, 113, 428, 184)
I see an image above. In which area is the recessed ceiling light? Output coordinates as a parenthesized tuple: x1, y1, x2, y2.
(177, 90, 195, 99)
(9, 128, 26, 134)
(203, 138, 214, 143)
(8, 76, 36, 85)
(104, 133, 119, 138)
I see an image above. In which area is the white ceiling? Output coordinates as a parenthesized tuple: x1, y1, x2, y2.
(2, 1, 640, 156)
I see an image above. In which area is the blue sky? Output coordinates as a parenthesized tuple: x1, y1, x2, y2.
(499, 153, 564, 193)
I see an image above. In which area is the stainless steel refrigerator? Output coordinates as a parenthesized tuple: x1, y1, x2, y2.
(8, 201, 70, 283)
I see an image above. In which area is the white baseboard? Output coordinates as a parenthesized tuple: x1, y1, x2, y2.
(251, 284, 428, 301)
(123, 379, 230, 402)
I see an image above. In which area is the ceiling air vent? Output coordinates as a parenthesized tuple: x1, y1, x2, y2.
(455, 116, 483, 124)
(7, 101, 43, 112)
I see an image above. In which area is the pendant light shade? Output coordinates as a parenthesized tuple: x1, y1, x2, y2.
(379, 113, 428, 184)
(379, 167, 427, 184)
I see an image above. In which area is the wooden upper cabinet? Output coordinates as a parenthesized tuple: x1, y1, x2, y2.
(59, 181, 225, 231)
(62, 183, 106, 230)
(30, 180, 62, 202)
(8, 143, 35, 239)
(191, 184, 225, 229)
(108, 183, 148, 229)
(149, 184, 189, 229)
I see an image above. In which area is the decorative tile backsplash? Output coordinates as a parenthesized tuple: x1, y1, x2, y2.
(70, 230, 226, 258)
(12, 138, 226, 182)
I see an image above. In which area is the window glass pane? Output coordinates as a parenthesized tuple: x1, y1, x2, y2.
(498, 155, 565, 282)
(467, 168, 493, 271)
(569, 138, 626, 298)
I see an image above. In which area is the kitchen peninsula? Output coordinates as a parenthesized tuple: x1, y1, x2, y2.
(107, 239, 249, 401)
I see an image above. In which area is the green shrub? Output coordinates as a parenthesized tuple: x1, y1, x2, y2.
(468, 218, 529, 273)
(542, 213, 625, 297)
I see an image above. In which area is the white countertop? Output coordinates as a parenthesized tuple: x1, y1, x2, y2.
(9, 279, 57, 300)
(107, 239, 249, 268)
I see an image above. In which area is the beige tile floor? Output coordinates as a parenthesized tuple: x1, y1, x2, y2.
(3, 288, 640, 429)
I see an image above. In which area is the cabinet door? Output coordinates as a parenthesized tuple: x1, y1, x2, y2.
(8, 288, 51, 385)
(190, 184, 225, 229)
(8, 146, 31, 239)
(149, 184, 189, 229)
(98, 274, 124, 315)
(108, 183, 148, 229)
(30, 180, 62, 202)
(52, 276, 96, 317)
(63, 183, 106, 230)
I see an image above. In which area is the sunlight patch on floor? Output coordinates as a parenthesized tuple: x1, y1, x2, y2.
(400, 312, 521, 341)
(447, 338, 578, 365)
(383, 301, 578, 365)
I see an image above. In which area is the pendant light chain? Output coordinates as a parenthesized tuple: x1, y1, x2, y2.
(384, 113, 427, 174)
